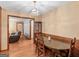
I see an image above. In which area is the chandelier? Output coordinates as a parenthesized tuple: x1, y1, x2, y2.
(31, 1, 40, 16)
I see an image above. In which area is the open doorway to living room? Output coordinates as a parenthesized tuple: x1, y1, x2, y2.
(8, 15, 35, 56)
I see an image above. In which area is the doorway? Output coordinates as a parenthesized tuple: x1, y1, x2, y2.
(7, 15, 34, 52)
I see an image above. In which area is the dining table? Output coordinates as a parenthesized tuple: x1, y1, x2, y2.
(43, 37, 70, 50)
(43, 37, 71, 56)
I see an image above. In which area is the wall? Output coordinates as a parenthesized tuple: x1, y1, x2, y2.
(42, 2, 79, 39)
(1, 9, 7, 50)
(9, 17, 17, 34)
(42, 9, 57, 35)
(35, 16, 42, 22)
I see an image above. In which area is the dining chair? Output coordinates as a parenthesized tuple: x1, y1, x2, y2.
(34, 33, 42, 54)
(59, 37, 76, 57)
(34, 33, 38, 44)
(59, 49, 69, 57)
(37, 35, 45, 57)
(34, 33, 39, 54)
(35, 37, 38, 54)
(68, 37, 76, 57)
(51, 49, 61, 57)
(44, 47, 52, 57)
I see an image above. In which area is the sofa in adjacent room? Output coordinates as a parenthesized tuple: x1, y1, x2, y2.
(9, 31, 21, 43)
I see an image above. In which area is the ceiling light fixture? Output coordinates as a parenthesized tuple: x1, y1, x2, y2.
(31, 1, 40, 16)
(32, 1, 37, 12)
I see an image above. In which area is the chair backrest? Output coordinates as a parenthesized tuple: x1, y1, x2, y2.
(37, 35, 45, 57)
(34, 33, 41, 44)
(68, 37, 76, 56)
(72, 37, 76, 47)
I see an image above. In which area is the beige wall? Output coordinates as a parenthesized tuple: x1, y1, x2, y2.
(34, 16, 42, 22)
(42, 9, 57, 34)
(1, 9, 7, 50)
(9, 17, 17, 34)
(42, 2, 79, 39)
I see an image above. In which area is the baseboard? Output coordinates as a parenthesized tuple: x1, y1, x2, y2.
(0, 49, 8, 52)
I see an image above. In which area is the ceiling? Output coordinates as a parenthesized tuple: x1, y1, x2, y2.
(0, 1, 71, 16)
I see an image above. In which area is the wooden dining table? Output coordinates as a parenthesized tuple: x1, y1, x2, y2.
(43, 37, 70, 50)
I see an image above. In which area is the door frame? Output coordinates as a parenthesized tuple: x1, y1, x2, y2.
(0, 7, 2, 51)
(7, 15, 34, 50)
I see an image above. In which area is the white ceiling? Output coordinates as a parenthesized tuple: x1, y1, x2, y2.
(0, 1, 71, 16)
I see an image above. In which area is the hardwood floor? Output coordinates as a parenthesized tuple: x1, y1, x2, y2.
(0, 35, 36, 57)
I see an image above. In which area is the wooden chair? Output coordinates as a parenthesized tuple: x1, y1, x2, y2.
(68, 37, 76, 57)
(51, 49, 61, 57)
(34, 33, 42, 54)
(35, 37, 38, 54)
(34, 33, 38, 44)
(37, 35, 45, 57)
(34, 33, 42, 44)
(59, 37, 76, 57)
